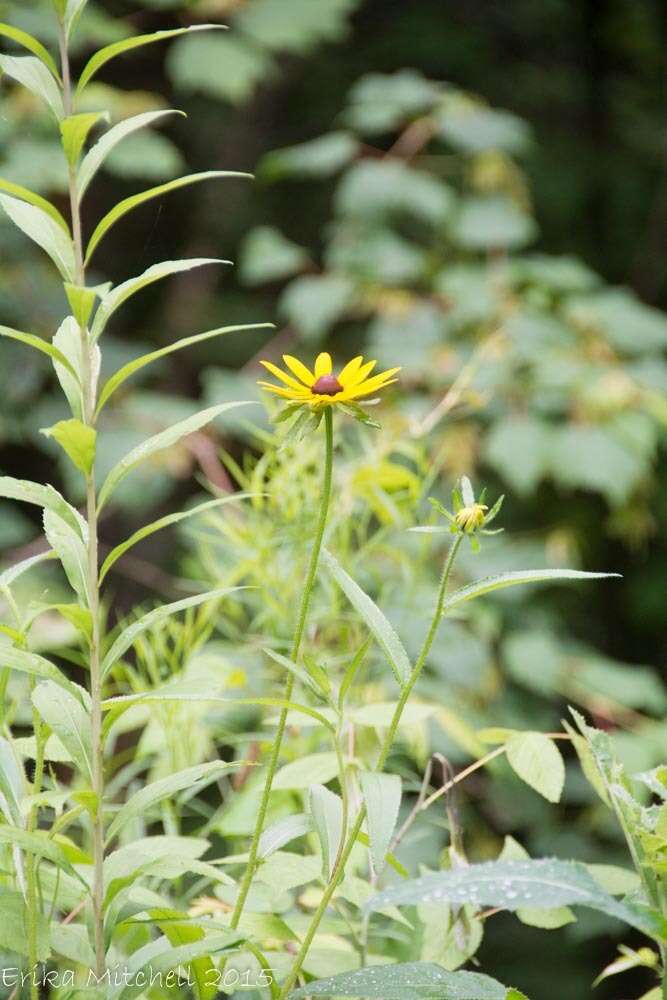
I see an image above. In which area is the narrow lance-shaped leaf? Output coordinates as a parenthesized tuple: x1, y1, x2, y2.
(0, 325, 78, 379)
(289, 962, 516, 1000)
(0, 178, 68, 230)
(322, 548, 410, 686)
(0, 826, 87, 885)
(0, 194, 75, 279)
(107, 932, 242, 1000)
(0, 475, 86, 538)
(64, 0, 88, 39)
(77, 109, 185, 200)
(0, 646, 89, 704)
(106, 760, 242, 842)
(0, 54, 64, 119)
(90, 257, 227, 341)
(43, 508, 89, 604)
(309, 784, 344, 880)
(0, 550, 56, 589)
(84, 171, 251, 264)
(258, 813, 313, 859)
(0, 737, 25, 826)
(359, 771, 402, 873)
(443, 569, 621, 613)
(76, 25, 227, 94)
(101, 587, 242, 677)
(0, 23, 60, 78)
(97, 401, 254, 510)
(99, 493, 252, 584)
(32, 681, 93, 781)
(41, 418, 96, 475)
(96, 322, 272, 413)
(60, 111, 109, 166)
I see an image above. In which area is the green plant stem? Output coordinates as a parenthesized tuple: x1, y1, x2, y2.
(278, 534, 463, 999)
(25, 686, 46, 1000)
(59, 25, 106, 980)
(230, 407, 335, 929)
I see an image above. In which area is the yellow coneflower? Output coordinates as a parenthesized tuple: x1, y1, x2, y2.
(258, 352, 399, 410)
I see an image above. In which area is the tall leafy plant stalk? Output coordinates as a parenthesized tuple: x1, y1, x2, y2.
(231, 407, 334, 927)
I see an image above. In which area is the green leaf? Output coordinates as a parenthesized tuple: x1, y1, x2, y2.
(99, 493, 251, 584)
(43, 508, 89, 603)
(64, 0, 88, 39)
(443, 569, 620, 612)
(0, 645, 88, 703)
(0, 475, 85, 537)
(0, 324, 78, 379)
(0, 178, 69, 231)
(41, 418, 96, 475)
(152, 909, 218, 1000)
(96, 322, 271, 413)
(359, 771, 401, 874)
(240, 226, 309, 285)
(64, 282, 99, 328)
(505, 732, 565, 803)
(368, 859, 667, 941)
(97, 401, 253, 510)
(0, 23, 60, 78)
(258, 813, 313, 859)
(32, 681, 93, 780)
(0, 551, 56, 589)
(60, 111, 109, 166)
(309, 783, 344, 879)
(90, 257, 226, 341)
(289, 962, 515, 999)
(101, 587, 240, 677)
(76, 25, 226, 94)
(0, 54, 64, 119)
(78, 109, 185, 200)
(260, 132, 359, 181)
(322, 548, 410, 686)
(50, 602, 93, 641)
(0, 891, 49, 961)
(108, 932, 240, 1000)
(274, 752, 341, 791)
(279, 274, 354, 341)
(167, 33, 271, 105)
(106, 760, 241, 843)
(499, 836, 575, 929)
(0, 193, 75, 279)
(0, 826, 86, 884)
(0, 736, 24, 825)
(85, 170, 250, 264)
(452, 195, 536, 251)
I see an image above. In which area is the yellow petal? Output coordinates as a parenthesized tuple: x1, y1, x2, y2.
(283, 354, 315, 386)
(257, 381, 304, 399)
(349, 369, 400, 397)
(259, 359, 306, 392)
(347, 359, 377, 386)
(314, 352, 333, 377)
(338, 355, 364, 387)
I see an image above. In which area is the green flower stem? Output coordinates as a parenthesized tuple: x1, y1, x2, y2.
(231, 407, 335, 929)
(25, 683, 46, 1000)
(278, 533, 463, 999)
(58, 24, 106, 980)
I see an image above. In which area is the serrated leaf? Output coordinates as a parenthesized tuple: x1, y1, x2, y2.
(0, 193, 75, 278)
(0, 54, 63, 119)
(289, 962, 515, 999)
(97, 402, 252, 510)
(443, 569, 620, 612)
(78, 109, 185, 200)
(60, 111, 109, 166)
(0, 324, 78, 379)
(41, 418, 96, 475)
(76, 25, 226, 94)
(96, 322, 271, 413)
(321, 548, 410, 686)
(0, 23, 60, 78)
(310, 783, 344, 879)
(359, 771, 401, 874)
(101, 587, 240, 677)
(32, 681, 92, 780)
(85, 171, 251, 264)
(258, 813, 313, 859)
(0, 645, 88, 703)
(106, 760, 241, 843)
(0, 178, 69, 230)
(368, 859, 667, 940)
(505, 732, 565, 803)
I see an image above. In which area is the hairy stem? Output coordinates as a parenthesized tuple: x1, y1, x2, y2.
(59, 25, 106, 978)
(278, 534, 463, 998)
(231, 408, 335, 929)
(25, 685, 46, 999)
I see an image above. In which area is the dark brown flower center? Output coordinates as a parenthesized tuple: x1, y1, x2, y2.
(312, 374, 343, 396)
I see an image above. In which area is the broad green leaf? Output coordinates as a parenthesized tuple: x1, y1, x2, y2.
(76, 25, 226, 94)
(274, 752, 341, 791)
(0, 324, 78, 379)
(106, 760, 241, 842)
(32, 681, 93, 780)
(309, 783, 344, 879)
(359, 771, 401, 873)
(0, 54, 63, 119)
(443, 569, 620, 612)
(101, 587, 240, 677)
(0, 475, 85, 538)
(0, 891, 49, 961)
(60, 111, 109, 166)
(260, 132, 359, 181)
(96, 322, 271, 413)
(505, 733, 565, 803)
(90, 257, 226, 341)
(41, 418, 96, 475)
(499, 837, 574, 929)
(322, 548, 410, 686)
(78, 109, 185, 200)
(368, 859, 667, 941)
(84, 171, 251, 264)
(0, 645, 88, 703)
(0, 826, 86, 884)
(240, 225, 310, 285)
(103, 834, 209, 887)
(152, 908, 217, 1000)
(0, 178, 69, 230)
(97, 402, 253, 510)
(0, 193, 75, 279)
(108, 932, 241, 1000)
(0, 736, 25, 825)
(289, 962, 515, 999)
(43, 508, 89, 603)
(0, 23, 60, 78)
(258, 813, 313, 859)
